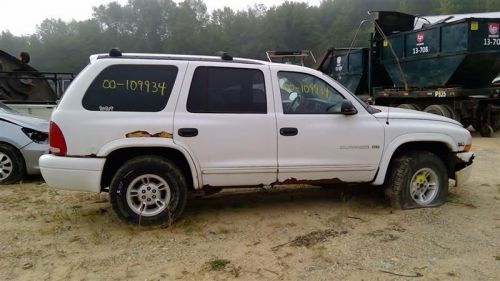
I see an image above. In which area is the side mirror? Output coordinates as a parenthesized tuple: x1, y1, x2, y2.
(341, 100, 358, 115)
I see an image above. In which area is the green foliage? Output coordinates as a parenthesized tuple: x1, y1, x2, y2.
(206, 258, 230, 270)
(400, 0, 440, 15)
(0, 0, 494, 73)
(487, 0, 500, 11)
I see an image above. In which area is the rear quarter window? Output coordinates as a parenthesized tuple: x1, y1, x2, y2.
(82, 64, 178, 112)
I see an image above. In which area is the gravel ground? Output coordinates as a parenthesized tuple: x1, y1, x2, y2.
(0, 132, 498, 280)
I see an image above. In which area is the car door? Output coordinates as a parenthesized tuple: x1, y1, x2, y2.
(173, 62, 278, 187)
(272, 66, 384, 183)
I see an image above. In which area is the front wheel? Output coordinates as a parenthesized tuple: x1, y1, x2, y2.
(109, 156, 188, 226)
(385, 151, 448, 209)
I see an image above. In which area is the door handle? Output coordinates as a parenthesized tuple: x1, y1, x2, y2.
(178, 128, 198, 137)
(280, 127, 298, 136)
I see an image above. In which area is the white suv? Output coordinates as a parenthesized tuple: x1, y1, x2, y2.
(40, 50, 474, 226)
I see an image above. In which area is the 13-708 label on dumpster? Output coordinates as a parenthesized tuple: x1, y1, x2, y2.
(484, 38, 500, 46)
(483, 22, 499, 46)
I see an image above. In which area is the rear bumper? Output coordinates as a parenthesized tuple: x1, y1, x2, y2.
(453, 152, 474, 187)
(39, 154, 105, 193)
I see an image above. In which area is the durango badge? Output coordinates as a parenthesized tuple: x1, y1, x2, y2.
(488, 22, 499, 38)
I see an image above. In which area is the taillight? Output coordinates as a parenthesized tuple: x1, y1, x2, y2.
(49, 121, 67, 155)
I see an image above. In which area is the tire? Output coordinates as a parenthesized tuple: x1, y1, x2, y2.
(491, 112, 500, 132)
(472, 117, 494, 137)
(397, 104, 417, 110)
(411, 104, 423, 111)
(442, 105, 460, 122)
(0, 143, 25, 185)
(385, 151, 448, 209)
(109, 156, 188, 226)
(424, 104, 452, 118)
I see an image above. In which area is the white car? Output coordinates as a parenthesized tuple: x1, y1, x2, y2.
(40, 50, 474, 226)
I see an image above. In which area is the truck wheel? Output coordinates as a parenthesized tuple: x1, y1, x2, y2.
(385, 151, 448, 209)
(397, 104, 417, 110)
(0, 143, 25, 185)
(479, 125, 494, 137)
(109, 156, 188, 226)
(442, 105, 460, 122)
(491, 112, 500, 132)
(411, 104, 423, 111)
(424, 105, 452, 118)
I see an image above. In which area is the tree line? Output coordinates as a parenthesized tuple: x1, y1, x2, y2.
(1, 0, 498, 73)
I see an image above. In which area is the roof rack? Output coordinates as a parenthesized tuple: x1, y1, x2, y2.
(97, 49, 262, 65)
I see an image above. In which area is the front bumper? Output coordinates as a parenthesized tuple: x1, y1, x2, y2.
(39, 154, 105, 193)
(453, 152, 474, 187)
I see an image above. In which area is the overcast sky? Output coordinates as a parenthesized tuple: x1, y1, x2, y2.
(0, 0, 321, 36)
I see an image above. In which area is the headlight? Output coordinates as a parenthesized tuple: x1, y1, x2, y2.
(21, 128, 48, 144)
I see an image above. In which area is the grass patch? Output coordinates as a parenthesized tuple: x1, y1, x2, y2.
(175, 217, 203, 233)
(207, 258, 231, 271)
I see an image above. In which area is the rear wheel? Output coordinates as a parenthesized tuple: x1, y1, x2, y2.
(0, 143, 25, 185)
(424, 104, 452, 118)
(472, 105, 495, 137)
(397, 104, 418, 110)
(411, 104, 423, 111)
(491, 112, 500, 132)
(109, 156, 188, 226)
(442, 105, 460, 122)
(385, 151, 448, 209)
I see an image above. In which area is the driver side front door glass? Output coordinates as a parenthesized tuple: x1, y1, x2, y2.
(278, 71, 345, 114)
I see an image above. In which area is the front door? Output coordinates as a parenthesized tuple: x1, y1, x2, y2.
(272, 68, 384, 183)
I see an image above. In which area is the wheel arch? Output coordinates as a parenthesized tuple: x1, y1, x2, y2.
(372, 133, 457, 185)
(100, 144, 200, 192)
(0, 141, 26, 168)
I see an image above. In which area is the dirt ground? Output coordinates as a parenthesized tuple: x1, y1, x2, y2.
(0, 132, 499, 281)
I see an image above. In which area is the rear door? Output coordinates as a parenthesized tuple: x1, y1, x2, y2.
(173, 62, 278, 186)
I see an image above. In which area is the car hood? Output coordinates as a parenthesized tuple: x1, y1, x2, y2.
(0, 112, 49, 132)
(372, 106, 462, 126)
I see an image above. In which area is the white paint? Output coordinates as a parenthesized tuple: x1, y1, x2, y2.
(173, 61, 278, 186)
(40, 53, 474, 193)
(39, 155, 104, 192)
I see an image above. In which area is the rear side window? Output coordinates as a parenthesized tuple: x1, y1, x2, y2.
(82, 64, 178, 112)
(187, 67, 266, 114)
